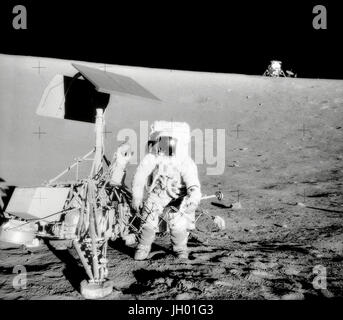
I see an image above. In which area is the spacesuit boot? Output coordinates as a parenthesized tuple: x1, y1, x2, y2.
(134, 243, 152, 260)
(134, 222, 156, 260)
(171, 229, 190, 259)
(134, 223, 157, 260)
(169, 206, 196, 260)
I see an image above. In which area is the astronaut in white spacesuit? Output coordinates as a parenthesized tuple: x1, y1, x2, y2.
(131, 122, 201, 260)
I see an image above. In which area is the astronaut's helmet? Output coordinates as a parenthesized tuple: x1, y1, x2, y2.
(157, 136, 177, 156)
(148, 121, 190, 159)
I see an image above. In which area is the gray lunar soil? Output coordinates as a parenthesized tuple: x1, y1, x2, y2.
(1, 75, 343, 300)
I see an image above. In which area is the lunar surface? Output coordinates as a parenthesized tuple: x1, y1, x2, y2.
(1, 62, 343, 299)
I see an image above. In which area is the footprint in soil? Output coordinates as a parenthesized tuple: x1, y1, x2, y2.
(122, 267, 219, 298)
(149, 250, 167, 260)
(0, 262, 56, 275)
(122, 269, 169, 295)
(189, 249, 228, 262)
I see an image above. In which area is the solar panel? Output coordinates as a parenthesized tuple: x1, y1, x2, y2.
(72, 63, 161, 101)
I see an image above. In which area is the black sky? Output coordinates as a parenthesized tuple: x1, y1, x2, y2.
(1, 0, 342, 79)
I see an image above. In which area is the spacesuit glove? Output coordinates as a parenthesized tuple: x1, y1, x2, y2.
(180, 197, 199, 215)
(177, 204, 196, 231)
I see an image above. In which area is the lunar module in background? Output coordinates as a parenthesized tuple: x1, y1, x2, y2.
(263, 60, 296, 78)
(0, 64, 224, 299)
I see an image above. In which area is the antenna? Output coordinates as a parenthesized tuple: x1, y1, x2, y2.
(92, 108, 105, 176)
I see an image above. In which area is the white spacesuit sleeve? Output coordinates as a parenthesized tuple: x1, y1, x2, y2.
(132, 153, 157, 208)
(179, 157, 202, 212)
(110, 143, 132, 185)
